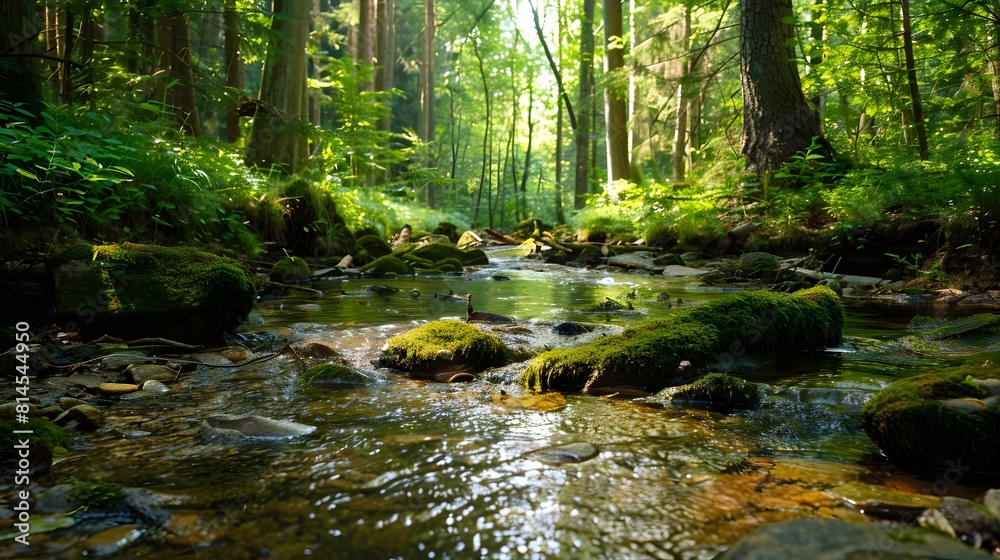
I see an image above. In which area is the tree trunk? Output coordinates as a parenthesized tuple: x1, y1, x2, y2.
(520, 79, 535, 222)
(157, 11, 201, 136)
(0, 0, 43, 113)
(673, 7, 691, 182)
(554, 1, 566, 225)
(473, 39, 491, 227)
(574, 0, 596, 209)
(224, 0, 243, 143)
(604, 0, 630, 184)
(375, 0, 395, 131)
(359, 0, 375, 90)
(58, 6, 75, 103)
(419, 0, 436, 208)
(899, 0, 928, 160)
(246, 0, 311, 173)
(739, 0, 825, 174)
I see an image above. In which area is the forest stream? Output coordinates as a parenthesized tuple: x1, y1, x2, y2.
(4, 247, 998, 559)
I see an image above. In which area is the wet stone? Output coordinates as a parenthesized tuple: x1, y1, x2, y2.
(527, 442, 599, 465)
(127, 364, 177, 384)
(203, 414, 316, 438)
(552, 322, 593, 336)
(53, 404, 104, 430)
(83, 524, 143, 556)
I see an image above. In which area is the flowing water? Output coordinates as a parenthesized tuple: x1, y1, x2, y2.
(5, 248, 997, 559)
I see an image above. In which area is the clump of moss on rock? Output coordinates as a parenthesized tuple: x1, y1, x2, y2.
(523, 286, 843, 392)
(667, 373, 763, 410)
(269, 256, 312, 283)
(0, 417, 70, 451)
(377, 320, 511, 375)
(861, 368, 1000, 478)
(67, 479, 126, 510)
(360, 255, 414, 277)
(51, 243, 256, 342)
(409, 243, 488, 266)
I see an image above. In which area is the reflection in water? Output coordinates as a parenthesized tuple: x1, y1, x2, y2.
(6, 251, 993, 559)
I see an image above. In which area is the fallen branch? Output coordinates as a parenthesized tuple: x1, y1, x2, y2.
(126, 338, 203, 351)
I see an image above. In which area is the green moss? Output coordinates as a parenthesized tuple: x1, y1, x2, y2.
(360, 255, 414, 276)
(436, 258, 464, 272)
(53, 242, 256, 342)
(861, 370, 1000, 476)
(737, 252, 781, 279)
(523, 321, 720, 392)
(523, 286, 844, 392)
(410, 244, 488, 266)
(0, 417, 71, 451)
(301, 362, 369, 385)
(356, 235, 393, 259)
(669, 373, 763, 410)
(378, 320, 511, 373)
(909, 313, 1000, 340)
(269, 256, 312, 283)
(397, 252, 436, 268)
(67, 479, 126, 510)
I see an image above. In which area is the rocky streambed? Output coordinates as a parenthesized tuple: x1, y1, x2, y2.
(2, 246, 1000, 559)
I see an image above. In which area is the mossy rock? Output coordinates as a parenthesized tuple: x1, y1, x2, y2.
(51, 243, 256, 343)
(355, 235, 393, 259)
(376, 320, 511, 375)
(667, 373, 763, 410)
(523, 286, 843, 392)
(0, 417, 70, 451)
(861, 369, 1000, 478)
(360, 255, 414, 277)
(737, 252, 781, 279)
(436, 258, 465, 273)
(433, 222, 460, 242)
(301, 362, 370, 385)
(409, 244, 488, 266)
(67, 479, 125, 511)
(269, 256, 312, 283)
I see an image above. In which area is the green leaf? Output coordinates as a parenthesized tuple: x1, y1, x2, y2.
(15, 168, 38, 181)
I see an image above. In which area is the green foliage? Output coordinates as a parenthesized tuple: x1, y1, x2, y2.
(67, 479, 126, 511)
(0, 417, 70, 451)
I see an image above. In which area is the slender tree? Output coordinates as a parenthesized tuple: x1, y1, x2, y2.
(899, 0, 928, 159)
(739, 0, 826, 174)
(224, 0, 243, 143)
(574, 0, 596, 208)
(420, 0, 436, 207)
(246, 0, 311, 173)
(604, 0, 630, 183)
(157, 10, 201, 136)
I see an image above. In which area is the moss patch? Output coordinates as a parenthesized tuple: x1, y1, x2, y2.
(67, 479, 126, 510)
(377, 320, 511, 374)
(409, 244, 488, 266)
(523, 286, 844, 392)
(861, 368, 1000, 478)
(269, 256, 312, 283)
(356, 235, 393, 259)
(0, 417, 70, 451)
(668, 373, 763, 410)
(52, 242, 256, 342)
(301, 362, 370, 385)
(360, 255, 414, 277)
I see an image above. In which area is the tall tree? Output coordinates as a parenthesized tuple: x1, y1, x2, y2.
(157, 10, 201, 136)
(224, 0, 243, 143)
(574, 0, 596, 208)
(604, 0, 630, 183)
(246, 0, 311, 173)
(0, 0, 43, 113)
(359, 0, 375, 90)
(739, 0, 825, 174)
(375, 0, 395, 131)
(420, 0, 436, 207)
(899, 0, 928, 159)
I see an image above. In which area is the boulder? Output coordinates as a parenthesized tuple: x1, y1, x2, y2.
(268, 256, 312, 283)
(737, 251, 780, 279)
(51, 243, 255, 343)
(861, 368, 1000, 478)
(606, 251, 664, 273)
(359, 255, 413, 277)
(53, 403, 104, 430)
(301, 362, 370, 385)
(203, 414, 315, 438)
(665, 373, 763, 410)
(523, 286, 843, 392)
(376, 319, 511, 375)
(716, 518, 993, 560)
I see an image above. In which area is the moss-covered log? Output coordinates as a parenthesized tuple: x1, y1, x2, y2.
(523, 286, 843, 392)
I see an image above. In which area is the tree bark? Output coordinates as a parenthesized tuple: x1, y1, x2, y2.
(739, 0, 825, 174)
(899, 0, 928, 160)
(157, 11, 201, 136)
(246, 0, 311, 173)
(604, 0, 630, 183)
(224, 0, 244, 143)
(420, 0, 436, 207)
(554, 1, 566, 225)
(574, 0, 596, 209)
(359, 0, 375, 91)
(375, 0, 395, 131)
(0, 0, 44, 113)
(673, 7, 691, 182)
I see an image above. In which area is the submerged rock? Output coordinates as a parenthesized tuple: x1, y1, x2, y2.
(376, 320, 511, 375)
(203, 414, 316, 438)
(523, 286, 843, 392)
(526, 442, 598, 465)
(607, 251, 664, 273)
(552, 322, 593, 336)
(737, 252, 780, 279)
(666, 373, 763, 410)
(301, 362, 370, 385)
(861, 368, 1000, 479)
(269, 256, 312, 283)
(51, 243, 255, 342)
(716, 518, 993, 560)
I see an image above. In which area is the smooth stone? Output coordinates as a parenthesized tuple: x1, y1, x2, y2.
(0, 402, 39, 421)
(919, 507, 957, 538)
(984, 489, 1000, 521)
(59, 397, 88, 410)
(939, 398, 990, 413)
(101, 355, 157, 370)
(98, 382, 140, 395)
(127, 364, 177, 384)
(551, 322, 593, 336)
(971, 378, 1000, 396)
(204, 414, 316, 438)
(140, 380, 169, 393)
(527, 442, 599, 465)
(833, 480, 941, 510)
(34, 484, 74, 513)
(491, 391, 568, 412)
(0, 344, 51, 372)
(716, 518, 994, 560)
(607, 251, 664, 273)
(661, 265, 709, 278)
(293, 340, 340, 358)
(53, 404, 104, 430)
(83, 524, 143, 556)
(936, 496, 1000, 545)
(161, 509, 227, 547)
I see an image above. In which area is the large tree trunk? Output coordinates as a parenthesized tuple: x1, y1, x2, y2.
(739, 0, 825, 174)
(157, 11, 201, 136)
(358, 0, 375, 90)
(420, 0, 436, 207)
(554, 1, 567, 225)
(899, 0, 928, 160)
(375, 0, 395, 131)
(673, 6, 691, 182)
(0, 0, 44, 113)
(574, 0, 596, 209)
(224, 0, 243, 143)
(604, 0, 630, 184)
(246, 0, 311, 173)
